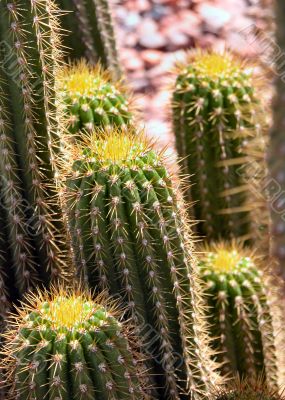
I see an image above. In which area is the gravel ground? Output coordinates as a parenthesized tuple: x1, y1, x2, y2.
(113, 0, 272, 154)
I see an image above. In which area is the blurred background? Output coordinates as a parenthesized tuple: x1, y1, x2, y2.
(113, 0, 272, 153)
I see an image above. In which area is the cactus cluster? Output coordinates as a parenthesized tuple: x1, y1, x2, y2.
(0, 0, 68, 321)
(172, 50, 261, 242)
(198, 243, 278, 388)
(57, 0, 122, 80)
(0, 0, 282, 397)
(2, 289, 148, 400)
(64, 129, 221, 399)
(58, 61, 132, 138)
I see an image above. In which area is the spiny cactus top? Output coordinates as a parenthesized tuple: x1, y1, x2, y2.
(0, 0, 68, 311)
(214, 376, 282, 400)
(3, 288, 148, 400)
(58, 61, 132, 137)
(199, 243, 278, 389)
(63, 130, 222, 400)
(173, 50, 261, 242)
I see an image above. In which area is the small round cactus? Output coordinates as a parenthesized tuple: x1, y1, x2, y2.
(2, 288, 148, 400)
(198, 243, 278, 389)
(58, 61, 132, 136)
(172, 50, 262, 242)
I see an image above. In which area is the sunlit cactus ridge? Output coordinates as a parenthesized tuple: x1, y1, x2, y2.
(172, 50, 261, 242)
(199, 243, 278, 387)
(2, 288, 148, 400)
(63, 129, 222, 400)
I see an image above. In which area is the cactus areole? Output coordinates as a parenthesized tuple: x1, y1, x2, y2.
(4, 290, 147, 400)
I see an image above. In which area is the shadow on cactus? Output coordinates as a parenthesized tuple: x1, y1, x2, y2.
(62, 129, 222, 399)
(198, 242, 279, 389)
(1, 287, 150, 400)
(172, 50, 265, 242)
(57, 61, 133, 139)
(214, 375, 284, 400)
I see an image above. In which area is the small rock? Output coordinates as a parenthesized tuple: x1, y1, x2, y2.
(162, 25, 190, 50)
(138, 18, 167, 49)
(198, 3, 231, 32)
(141, 50, 163, 68)
(124, 12, 141, 29)
(121, 49, 144, 71)
(139, 32, 167, 49)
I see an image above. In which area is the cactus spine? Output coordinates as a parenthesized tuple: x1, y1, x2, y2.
(57, 0, 122, 80)
(0, 0, 68, 307)
(172, 50, 261, 242)
(2, 288, 148, 400)
(57, 61, 132, 137)
(199, 243, 278, 388)
(63, 130, 221, 400)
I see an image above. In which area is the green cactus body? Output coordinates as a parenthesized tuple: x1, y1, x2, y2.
(64, 131, 221, 400)
(172, 50, 260, 242)
(57, 0, 122, 80)
(199, 244, 278, 388)
(0, 0, 68, 302)
(3, 289, 148, 400)
(58, 62, 132, 137)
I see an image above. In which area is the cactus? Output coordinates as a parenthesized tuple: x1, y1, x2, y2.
(57, 0, 122, 80)
(63, 129, 222, 400)
(2, 288, 149, 400)
(0, 0, 68, 306)
(268, 0, 285, 279)
(214, 376, 282, 400)
(198, 243, 278, 388)
(57, 61, 132, 138)
(172, 50, 261, 242)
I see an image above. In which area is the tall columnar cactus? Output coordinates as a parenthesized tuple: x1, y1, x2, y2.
(172, 50, 261, 242)
(198, 243, 278, 388)
(63, 130, 221, 400)
(2, 288, 149, 400)
(0, 0, 68, 307)
(57, 0, 122, 80)
(57, 61, 132, 137)
(269, 0, 285, 279)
